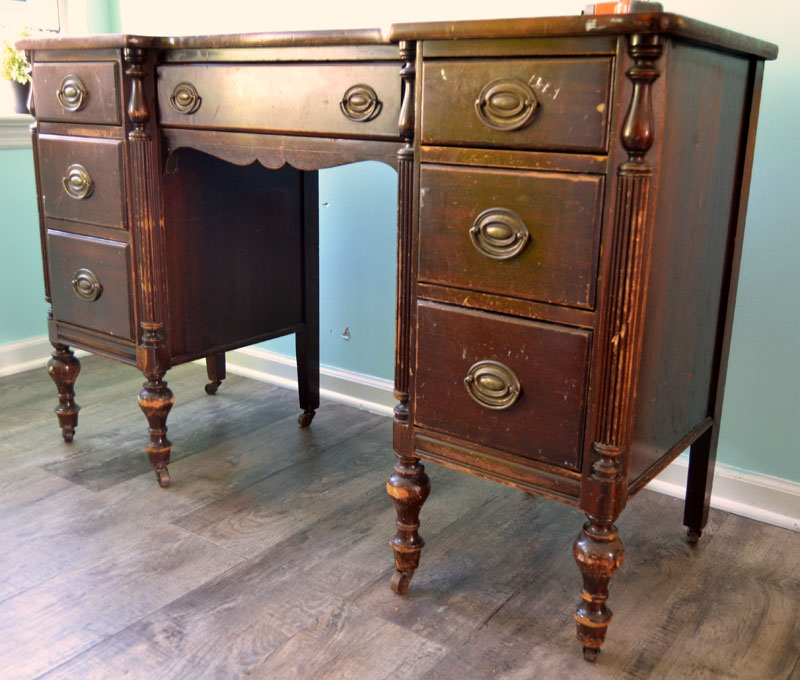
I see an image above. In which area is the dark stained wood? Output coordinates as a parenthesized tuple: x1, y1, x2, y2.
(417, 282, 595, 329)
(419, 144, 608, 174)
(418, 164, 603, 309)
(629, 43, 753, 485)
(157, 62, 402, 140)
(391, 13, 778, 59)
(683, 59, 766, 540)
(46, 230, 133, 340)
(37, 134, 126, 229)
(162, 149, 304, 360)
(203, 352, 225, 395)
(414, 301, 591, 471)
(18, 15, 778, 662)
(32, 61, 121, 125)
(421, 57, 612, 153)
(46, 343, 81, 443)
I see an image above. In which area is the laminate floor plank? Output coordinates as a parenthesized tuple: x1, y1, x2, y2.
(41, 375, 293, 491)
(0, 360, 797, 679)
(237, 602, 448, 680)
(0, 524, 244, 680)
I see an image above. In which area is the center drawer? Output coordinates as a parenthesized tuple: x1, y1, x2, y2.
(156, 63, 402, 139)
(418, 164, 603, 309)
(414, 301, 590, 471)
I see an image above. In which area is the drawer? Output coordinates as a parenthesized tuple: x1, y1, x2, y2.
(32, 62, 121, 125)
(418, 164, 603, 309)
(421, 57, 612, 153)
(414, 301, 590, 470)
(157, 63, 402, 139)
(38, 135, 126, 229)
(47, 230, 133, 340)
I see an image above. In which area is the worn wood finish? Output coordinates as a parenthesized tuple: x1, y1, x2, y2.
(31, 61, 121, 125)
(157, 62, 403, 139)
(1, 362, 798, 679)
(421, 57, 612, 153)
(37, 134, 126, 229)
(162, 150, 305, 360)
(19, 13, 777, 662)
(418, 164, 603, 309)
(46, 230, 133, 340)
(415, 301, 591, 471)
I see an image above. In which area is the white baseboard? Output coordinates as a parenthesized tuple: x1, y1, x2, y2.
(2, 337, 796, 531)
(0, 335, 90, 377)
(646, 458, 800, 532)
(223, 346, 395, 417)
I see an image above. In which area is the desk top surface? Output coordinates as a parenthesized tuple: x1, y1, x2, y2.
(17, 13, 777, 60)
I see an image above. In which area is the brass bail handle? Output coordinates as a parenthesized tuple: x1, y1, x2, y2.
(71, 268, 103, 302)
(464, 360, 521, 410)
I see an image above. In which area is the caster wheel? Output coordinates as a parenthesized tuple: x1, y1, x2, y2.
(582, 647, 600, 663)
(687, 528, 702, 544)
(390, 570, 412, 595)
(62, 429, 75, 443)
(156, 467, 171, 488)
(204, 381, 221, 395)
(298, 410, 316, 428)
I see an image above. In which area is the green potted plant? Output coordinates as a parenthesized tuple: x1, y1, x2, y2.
(2, 30, 32, 114)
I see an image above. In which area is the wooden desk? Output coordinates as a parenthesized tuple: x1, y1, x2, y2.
(18, 12, 777, 660)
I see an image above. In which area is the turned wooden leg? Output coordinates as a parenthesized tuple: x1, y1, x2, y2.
(573, 515, 624, 662)
(683, 427, 716, 544)
(387, 454, 430, 595)
(204, 353, 226, 395)
(138, 375, 174, 488)
(46, 343, 81, 443)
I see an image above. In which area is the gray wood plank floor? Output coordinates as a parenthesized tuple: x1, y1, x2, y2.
(1, 356, 798, 680)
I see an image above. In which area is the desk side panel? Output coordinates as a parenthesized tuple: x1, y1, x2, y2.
(163, 149, 304, 360)
(629, 42, 752, 484)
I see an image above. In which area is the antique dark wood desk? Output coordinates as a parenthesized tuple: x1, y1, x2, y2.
(19, 12, 776, 660)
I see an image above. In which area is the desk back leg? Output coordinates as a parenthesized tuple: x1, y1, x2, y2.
(296, 170, 320, 428)
(204, 353, 226, 395)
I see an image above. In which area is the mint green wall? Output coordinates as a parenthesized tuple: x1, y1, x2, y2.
(0, 149, 47, 343)
(2, 0, 797, 485)
(262, 162, 397, 380)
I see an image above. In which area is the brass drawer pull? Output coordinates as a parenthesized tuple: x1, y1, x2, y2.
(62, 164, 94, 200)
(469, 207, 530, 260)
(340, 84, 382, 122)
(464, 360, 521, 410)
(170, 82, 202, 114)
(475, 78, 538, 131)
(57, 75, 88, 112)
(71, 267, 103, 301)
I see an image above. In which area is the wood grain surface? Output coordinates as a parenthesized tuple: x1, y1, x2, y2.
(0, 357, 797, 679)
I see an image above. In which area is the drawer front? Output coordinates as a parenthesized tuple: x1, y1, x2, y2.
(157, 63, 402, 138)
(32, 62, 121, 125)
(421, 57, 612, 153)
(47, 230, 133, 340)
(38, 135, 126, 229)
(418, 164, 603, 309)
(414, 302, 590, 470)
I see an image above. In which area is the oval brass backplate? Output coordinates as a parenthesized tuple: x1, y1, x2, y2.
(469, 207, 530, 260)
(464, 360, 521, 410)
(340, 84, 382, 122)
(57, 75, 88, 112)
(170, 82, 202, 114)
(475, 78, 538, 131)
(62, 164, 94, 200)
(71, 267, 103, 302)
